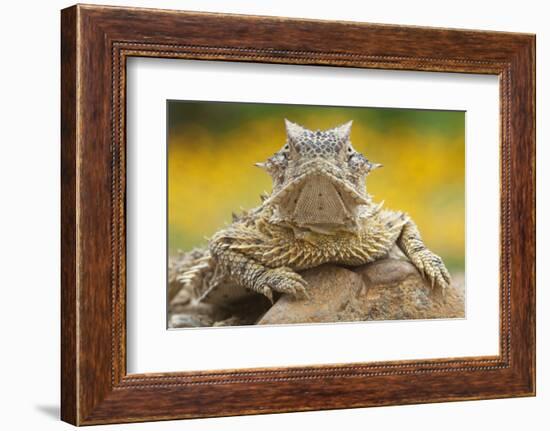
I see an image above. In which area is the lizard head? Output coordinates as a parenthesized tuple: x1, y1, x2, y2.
(256, 119, 381, 233)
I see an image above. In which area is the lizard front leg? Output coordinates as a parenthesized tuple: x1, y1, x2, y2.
(397, 218, 451, 291)
(209, 229, 308, 302)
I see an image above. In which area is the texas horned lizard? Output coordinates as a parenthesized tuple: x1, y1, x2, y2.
(175, 120, 450, 306)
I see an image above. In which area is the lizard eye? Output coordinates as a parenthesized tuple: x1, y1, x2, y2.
(347, 148, 357, 161)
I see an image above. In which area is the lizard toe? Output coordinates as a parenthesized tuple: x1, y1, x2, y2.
(412, 251, 451, 292)
(259, 267, 308, 299)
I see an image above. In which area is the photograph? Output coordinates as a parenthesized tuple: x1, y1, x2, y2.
(167, 101, 466, 328)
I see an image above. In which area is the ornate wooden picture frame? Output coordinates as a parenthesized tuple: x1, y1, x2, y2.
(61, 4, 535, 425)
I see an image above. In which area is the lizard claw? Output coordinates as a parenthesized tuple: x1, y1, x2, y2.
(261, 286, 274, 303)
(256, 267, 308, 301)
(410, 250, 451, 292)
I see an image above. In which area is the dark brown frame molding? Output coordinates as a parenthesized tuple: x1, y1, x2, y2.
(61, 4, 535, 425)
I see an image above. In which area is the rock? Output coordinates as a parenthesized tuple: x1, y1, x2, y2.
(258, 259, 464, 325)
(168, 302, 223, 328)
(170, 288, 191, 307)
(169, 312, 215, 328)
(258, 265, 365, 325)
(353, 259, 465, 320)
(167, 250, 465, 327)
(168, 293, 273, 328)
(198, 283, 259, 307)
(353, 258, 418, 286)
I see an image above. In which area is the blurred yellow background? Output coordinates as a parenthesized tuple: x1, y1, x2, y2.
(168, 101, 465, 271)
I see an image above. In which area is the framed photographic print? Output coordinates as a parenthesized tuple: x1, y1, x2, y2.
(61, 4, 535, 425)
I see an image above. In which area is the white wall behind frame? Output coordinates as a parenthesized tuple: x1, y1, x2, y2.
(126, 58, 500, 373)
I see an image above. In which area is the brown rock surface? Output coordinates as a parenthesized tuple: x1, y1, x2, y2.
(258, 265, 365, 325)
(168, 253, 465, 328)
(259, 259, 464, 325)
(353, 259, 464, 321)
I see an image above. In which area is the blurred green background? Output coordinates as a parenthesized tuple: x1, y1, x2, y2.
(168, 101, 465, 271)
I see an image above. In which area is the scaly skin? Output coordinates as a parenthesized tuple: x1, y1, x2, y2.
(178, 120, 451, 304)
